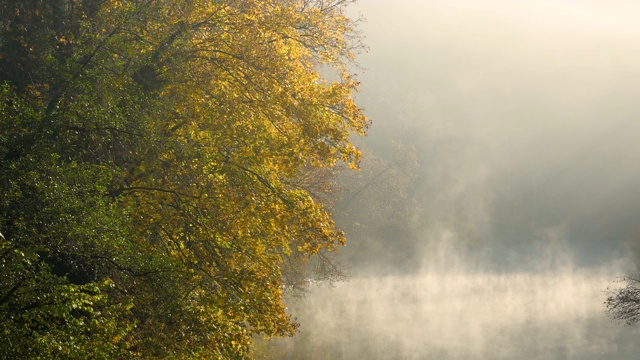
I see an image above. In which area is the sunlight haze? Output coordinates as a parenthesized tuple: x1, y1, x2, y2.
(274, 0, 640, 358)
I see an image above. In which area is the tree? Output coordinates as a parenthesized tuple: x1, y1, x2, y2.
(0, 0, 367, 357)
(605, 274, 640, 326)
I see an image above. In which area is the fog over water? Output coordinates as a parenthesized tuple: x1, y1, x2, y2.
(269, 1, 640, 358)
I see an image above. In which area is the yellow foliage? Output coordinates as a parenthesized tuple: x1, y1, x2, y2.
(1, 0, 366, 357)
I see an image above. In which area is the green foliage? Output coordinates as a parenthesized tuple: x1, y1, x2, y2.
(1, 0, 366, 358)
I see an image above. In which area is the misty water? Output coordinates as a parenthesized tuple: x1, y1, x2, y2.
(265, 1, 640, 359)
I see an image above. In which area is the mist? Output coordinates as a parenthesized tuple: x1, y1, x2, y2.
(259, 0, 640, 358)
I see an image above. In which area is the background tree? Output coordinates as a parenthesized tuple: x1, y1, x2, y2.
(606, 274, 640, 326)
(335, 141, 422, 275)
(0, 0, 366, 357)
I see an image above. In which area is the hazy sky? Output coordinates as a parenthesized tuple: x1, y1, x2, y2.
(273, 1, 640, 358)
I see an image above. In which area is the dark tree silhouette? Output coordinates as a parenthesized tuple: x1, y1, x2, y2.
(606, 275, 640, 325)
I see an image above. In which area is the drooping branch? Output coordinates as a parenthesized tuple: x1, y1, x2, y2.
(108, 186, 200, 200)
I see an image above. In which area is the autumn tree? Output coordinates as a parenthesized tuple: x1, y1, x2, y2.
(0, 0, 367, 358)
